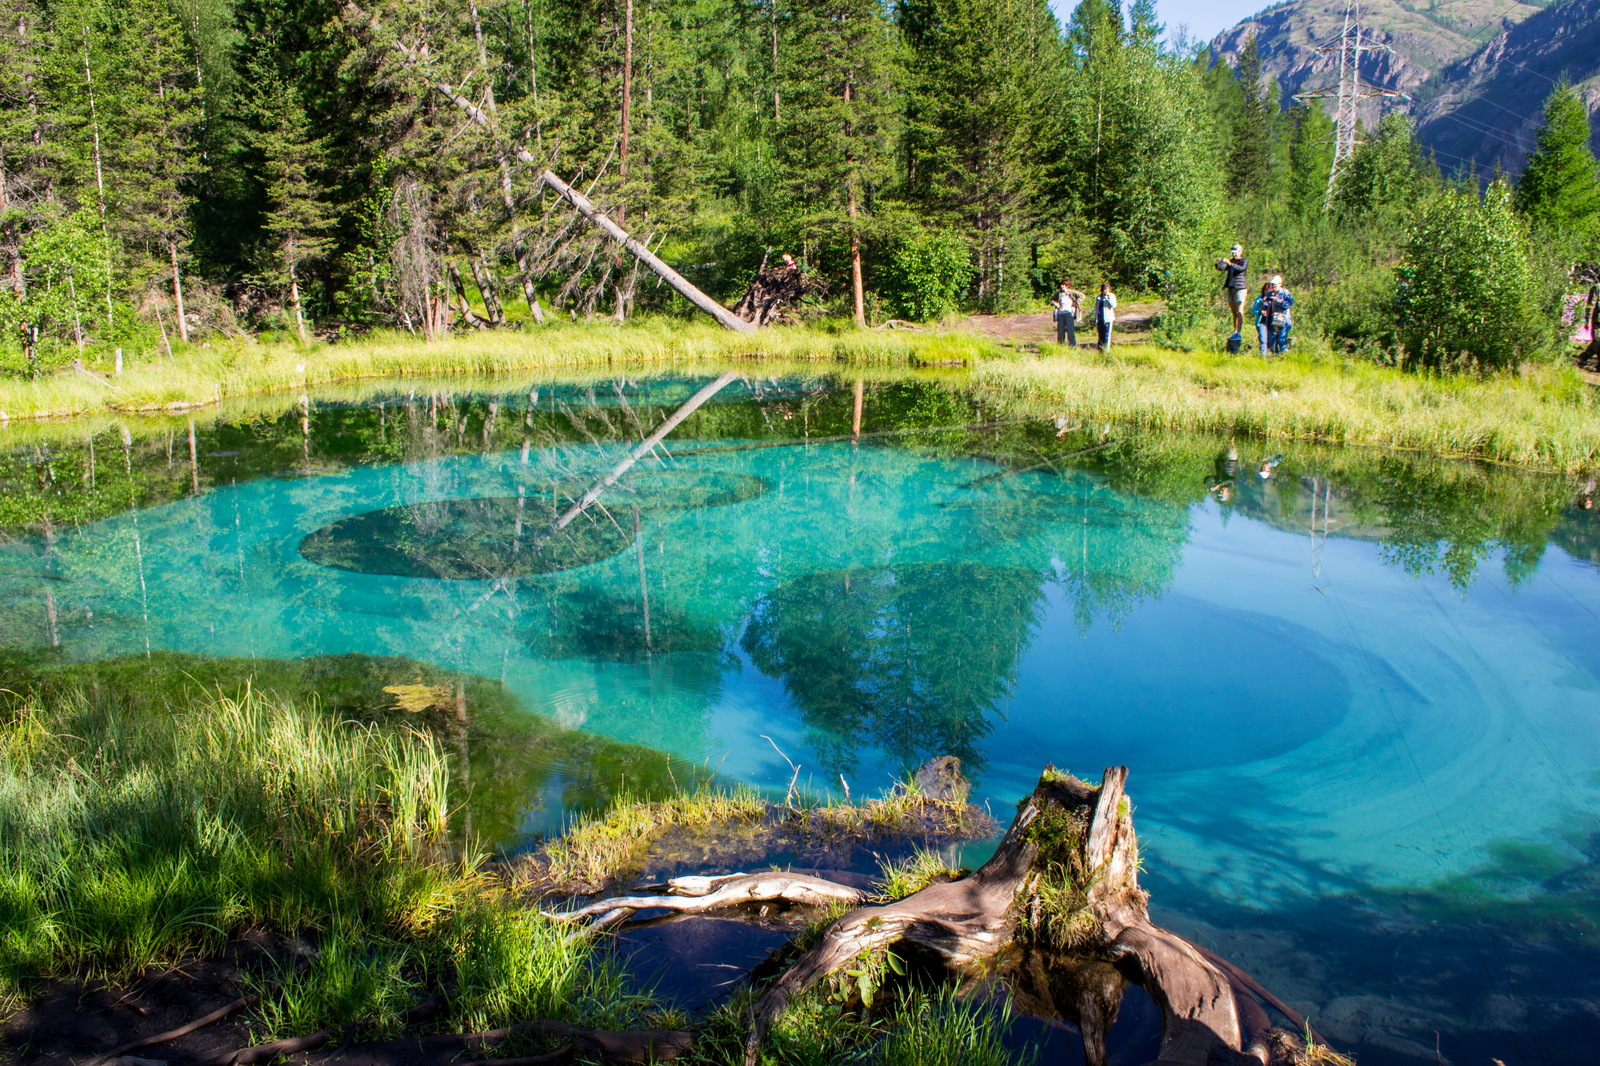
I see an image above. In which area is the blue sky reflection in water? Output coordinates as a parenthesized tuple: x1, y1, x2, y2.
(2, 376, 1599, 1065)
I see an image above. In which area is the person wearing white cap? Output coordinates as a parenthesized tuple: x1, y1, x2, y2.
(1215, 244, 1248, 334)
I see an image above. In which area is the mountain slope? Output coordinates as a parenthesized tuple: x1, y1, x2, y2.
(1209, 0, 1598, 176)
(1210, 0, 1548, 107)
(1412, 0, 1600, 174)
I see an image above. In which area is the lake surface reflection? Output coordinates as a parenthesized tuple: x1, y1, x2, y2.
(2, 373, 1598, 1065)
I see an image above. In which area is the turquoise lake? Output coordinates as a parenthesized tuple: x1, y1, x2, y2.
(2, 373, 1598, 1064)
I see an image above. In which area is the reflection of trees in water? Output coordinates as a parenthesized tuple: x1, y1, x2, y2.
(741, 563, 1047, 777)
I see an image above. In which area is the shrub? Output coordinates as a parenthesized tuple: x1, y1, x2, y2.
(879, 225, 973, 321)
(1397, 181, 1545, 371)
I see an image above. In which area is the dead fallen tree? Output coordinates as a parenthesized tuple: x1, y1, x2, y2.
(549, 871, 869, 926)
(730, 253, 825, 326)
(339, 2, 756, 336)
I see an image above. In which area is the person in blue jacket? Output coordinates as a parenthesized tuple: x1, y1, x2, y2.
(1249, 276, 1294, 355)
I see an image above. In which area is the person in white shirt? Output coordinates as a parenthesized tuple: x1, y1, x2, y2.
(1093, 281, 1117, 350)
(1051, 281, 1086, 346)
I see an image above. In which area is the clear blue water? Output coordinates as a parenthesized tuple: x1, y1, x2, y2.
(3, 375, 1599, 1064)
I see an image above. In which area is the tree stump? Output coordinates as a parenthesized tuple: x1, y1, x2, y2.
(743, 766, 1285, 1066)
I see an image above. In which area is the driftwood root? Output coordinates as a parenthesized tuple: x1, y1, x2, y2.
(549, 872, 868, 926)
(738, 766, 1315, 1066)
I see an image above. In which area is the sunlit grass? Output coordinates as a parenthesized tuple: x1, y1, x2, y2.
(975, 345, 1600, 471)
(0, 318, 994, 422)
(0, 684, 636, 1033)
(3, 317, 1597, 470)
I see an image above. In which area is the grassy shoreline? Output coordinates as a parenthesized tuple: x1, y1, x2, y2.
(0, 320, 988, 423)
(2, 319, 1597, 470)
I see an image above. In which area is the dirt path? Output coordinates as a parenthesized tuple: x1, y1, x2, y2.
(962, 301, 1163, 352)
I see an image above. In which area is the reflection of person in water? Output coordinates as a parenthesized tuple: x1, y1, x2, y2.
(1258, 453, 1283, 480)
(1205, 445, 1239, 502)
(1580, 477, 1596, 510)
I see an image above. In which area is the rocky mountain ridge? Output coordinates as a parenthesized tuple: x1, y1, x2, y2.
(1210, 0, 1600, 175)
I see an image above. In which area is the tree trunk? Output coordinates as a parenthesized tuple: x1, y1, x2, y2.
(289, 268, 307, 344)
(770, 0, 781, 122)
(449, 261, 485, 327)
(612, 0, 634, 322)
(538, 171, 755, 333)
(170, 240, 189, 343)
(0, 160, 35, 378)
(81, 27, 114, 328)
(844, 81, 865, 328)
(470, 254, 504, 324)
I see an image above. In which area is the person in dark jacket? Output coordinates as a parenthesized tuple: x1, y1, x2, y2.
(1093, 282, 1117, 350)
(1216, 244, 1248, 333)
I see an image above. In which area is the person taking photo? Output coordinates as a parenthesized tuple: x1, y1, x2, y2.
(1216, 244, 1248, 334)
(1051, 281, 1086, 347)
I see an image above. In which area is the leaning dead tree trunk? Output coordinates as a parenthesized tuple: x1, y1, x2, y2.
(741, 767, 1289, 1066)
(339, 2, 756, 336)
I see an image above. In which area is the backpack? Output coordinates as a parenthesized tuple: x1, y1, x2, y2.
(1225, 332, 1242, 353)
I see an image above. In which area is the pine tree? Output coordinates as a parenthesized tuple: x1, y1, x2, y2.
(901, 0, 1066, 308)
(0, 0, 49, 371)
(1515, 84, 1600, 237)
(1287, 101, 1334, 217)
(1228, 34, 1271, 198)
(777, 0, 897, 326)
(253, 74, 334, 344)
(108, 0, 202, 342)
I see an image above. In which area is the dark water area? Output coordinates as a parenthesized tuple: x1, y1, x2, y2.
(2, 372, 1599, 1064)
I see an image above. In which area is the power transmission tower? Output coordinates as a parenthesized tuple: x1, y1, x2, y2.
(1292, 4, 1409, 211)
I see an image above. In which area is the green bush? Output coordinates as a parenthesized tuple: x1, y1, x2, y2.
(1397, 181, 1546, 371)
(879, 225, 973, 322)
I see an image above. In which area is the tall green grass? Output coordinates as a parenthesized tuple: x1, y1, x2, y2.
(976, 347, 1600, 471)
(0, 318, 996, 423)
(0, 686, 455, 990)
(0, 684, 642, 1038)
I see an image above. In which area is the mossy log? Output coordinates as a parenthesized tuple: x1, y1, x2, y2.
(742, 766, 1280, 1066)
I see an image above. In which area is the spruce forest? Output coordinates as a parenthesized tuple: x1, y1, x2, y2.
(0, 0, 1594, 376)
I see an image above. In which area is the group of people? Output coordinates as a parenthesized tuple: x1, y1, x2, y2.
(1049, 281, 1119, 349)
(1047, 243, 1294, 356)
(1217, 244, 1293, 356)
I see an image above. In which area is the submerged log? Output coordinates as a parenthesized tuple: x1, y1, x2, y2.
(742, 766, 1287, 1066)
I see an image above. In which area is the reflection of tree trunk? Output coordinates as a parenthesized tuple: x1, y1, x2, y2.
(633, 505, 651, 654)
(188, 417, 198, 494)
(851, 378, 863, 439)
(42, 516, 58, 647)
(554, 371, 738, 529)
(1009, 953, 1124, 1066)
